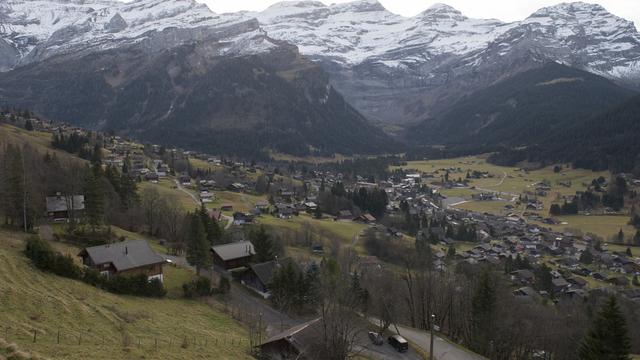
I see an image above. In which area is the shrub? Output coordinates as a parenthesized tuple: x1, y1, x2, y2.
(24, 236, 81, 279)
(105, 274, 166, 298)
(183, 277, 213, 298)
(25, 236, 165, 298)
(218, 276, 231, 295)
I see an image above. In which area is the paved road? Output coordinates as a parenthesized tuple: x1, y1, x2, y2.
(391, 323, 486, 360)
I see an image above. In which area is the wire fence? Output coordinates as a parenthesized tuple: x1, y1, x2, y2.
(2, 326, 252, 352)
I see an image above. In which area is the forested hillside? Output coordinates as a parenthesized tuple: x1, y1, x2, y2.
(489, 94, 640, 172)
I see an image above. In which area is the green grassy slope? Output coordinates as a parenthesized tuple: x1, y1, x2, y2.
(0, 230, 251, 360)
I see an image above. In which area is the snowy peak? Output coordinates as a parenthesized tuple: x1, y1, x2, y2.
(529, 1, 607, 18)
(418, 3, 467, 21)
(0, 0, 279, 69)
(332, 0, 387, 13)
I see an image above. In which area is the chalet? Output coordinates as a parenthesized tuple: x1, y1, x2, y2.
(211, 241, 255, 270)
(233, 212, 254, 225)
(241, 258, 294, 296)
(311, 244, 324, 254)
(45, 194, 85, 221)
(303, 202, 318, 212)
(567, 277, 588, 289)
(511, 269, 535, 285)
(355, 213, 376, 223)
(255, 200, 270, 212)
(275, 203, 296, 219)
(220, 203, 234, 212)
(229, 183, 246, 192)
(258, 318, 322, 359)
(608, 275, 629, 287)
(337, 210, 353, 220)
(179, 174, 191, 186)
(551, 277, 570, 293)
(592, 272, 608, 281)
(144, 172, 159, 181)
(78, 240, 165, 282)
(513, 286, 539, 302)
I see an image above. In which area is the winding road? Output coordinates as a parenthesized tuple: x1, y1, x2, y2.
(370, 319, 486, 360)
(173, 179, 233, 229)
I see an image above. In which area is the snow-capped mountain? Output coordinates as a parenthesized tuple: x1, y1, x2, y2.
(0, 0, 277, 70)
(0, 0, 397, 157)
(1, 0, 639, 126)
(253, 1, 640, 124)
(255, 1, 512, 66)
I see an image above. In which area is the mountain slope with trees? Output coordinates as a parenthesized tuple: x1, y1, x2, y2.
(489, 93, 640, 172)
(408, 62, 636, 148)
(0, 41, 397, 158)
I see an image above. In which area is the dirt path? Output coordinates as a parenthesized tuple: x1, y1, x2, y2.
(39, 224, 54, 241)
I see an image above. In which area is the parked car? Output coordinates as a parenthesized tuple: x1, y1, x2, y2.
(368, 331, 383, 345)
(388, 335, 409, 352)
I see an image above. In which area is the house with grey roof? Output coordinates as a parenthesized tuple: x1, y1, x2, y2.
(45, 193, 85, 221)
(78, 240, 165, 282)
(241, 257, 294, 297)
(211, 241, 255, 270)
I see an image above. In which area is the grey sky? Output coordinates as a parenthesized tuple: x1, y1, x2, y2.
(202, 0, 640, 28)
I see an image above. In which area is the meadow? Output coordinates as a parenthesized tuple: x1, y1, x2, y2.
(0, 230, 251, 360)
(395, 155, 633, 240)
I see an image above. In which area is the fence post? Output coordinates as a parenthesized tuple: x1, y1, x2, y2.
(5, 326, 8, 340)
(57, 330, 60, 344)
(155, 338, 158, 350)
(33, 330, 37, 343)
(78, 334, 81, 345)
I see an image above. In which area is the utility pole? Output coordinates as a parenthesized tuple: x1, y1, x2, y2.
(430, 314, 436, 360)
(22, 147, 27, 233)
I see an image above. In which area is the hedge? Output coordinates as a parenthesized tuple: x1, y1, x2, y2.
(25, 236, 165, 298)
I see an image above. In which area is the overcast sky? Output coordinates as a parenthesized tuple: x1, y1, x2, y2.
(202, 0, 639, 28)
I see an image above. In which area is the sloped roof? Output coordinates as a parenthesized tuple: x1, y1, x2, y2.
(261, 318, 322, 352)
(46, 195, 85, 212)
(250, 258, 294, 287)
(80, 240, 164, 272)
(211, 241, 255, 261)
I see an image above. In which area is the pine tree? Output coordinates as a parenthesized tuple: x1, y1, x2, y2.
(580, 249, 594, 264)
(1, 144, 28, 228)
(24, 119, 34, 131)
(536, 264, 554, 294)
(84, 167, 105, 230)
(250, 226, 275, 263)
(198, 204, 221, 245)
(471, 270, 496, 354)
(579, 296, 631, 360)
(185, 213, 211, 275)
